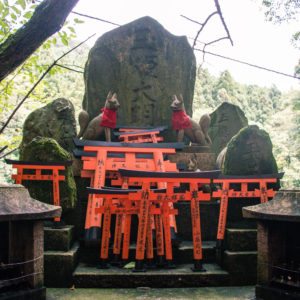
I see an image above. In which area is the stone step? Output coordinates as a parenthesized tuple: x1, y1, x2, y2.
(225, 228, 257, 251)
(79, 240, 216, 265)
(174, 240, 216, 263)
(72, 263, 230, 288)
(44, 225, 75, 251)
(44, 242, 80, 288)
(222, 250, 257, 285)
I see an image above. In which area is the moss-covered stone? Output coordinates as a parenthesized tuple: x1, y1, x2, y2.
(223, 125, 278, 175)
(44, 242, 79, 287)
(44, 225, 74, 251)
(20, 137, 77, 211)
(209, 103, 248, 156)
(83, 16, 196, 141)
(20, 98, 76, 153)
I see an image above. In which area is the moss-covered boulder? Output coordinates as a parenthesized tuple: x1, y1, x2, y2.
(223, 125, 278, 175)
(20, 137, 77, 211)
(83, 16, 196, 139)
(209, 102, 248, 156)
(20, 98, 76, 154)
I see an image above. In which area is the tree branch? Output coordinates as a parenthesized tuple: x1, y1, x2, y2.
(0, 0, 80, 82)
(192, 11, 218, 49)
(214, 0, 234, 46)
(0, 147, 17, 159)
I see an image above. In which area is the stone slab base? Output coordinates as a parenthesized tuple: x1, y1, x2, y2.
(184, 145, 211, 153)
(223, 250, 257, 285)
(73, 263, 229, 288)
(0, 287, 46, 300)
(79, 240, 216, 265)
(256, 284, 300, 300)
(44, 242, 79, 287)
(225, 228, 257, 252)
(44, 225, 74, 251)
(168, 152, 216, 171)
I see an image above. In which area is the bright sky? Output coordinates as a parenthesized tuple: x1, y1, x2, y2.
(73, 0, 300, 91)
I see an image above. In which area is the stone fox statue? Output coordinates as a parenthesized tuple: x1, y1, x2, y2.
(77, 91, 120, 142)
(171, 94, 212, 145)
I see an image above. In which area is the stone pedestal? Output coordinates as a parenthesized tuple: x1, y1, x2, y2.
(168, 146, 216, 171)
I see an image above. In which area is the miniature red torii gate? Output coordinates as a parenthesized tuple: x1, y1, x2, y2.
(73, 138, 184, 243)
(5, 159, 72, 222)
(114, 128, 164, 143)
(88, 187, 167, 268)
(212, 173, 284, 241)
(118, 169, 220, 272)
(74, 144, 178, 267)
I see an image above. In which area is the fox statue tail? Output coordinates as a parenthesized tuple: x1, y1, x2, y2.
(199, 113, 212, 145)
(77, 110, 90, 138)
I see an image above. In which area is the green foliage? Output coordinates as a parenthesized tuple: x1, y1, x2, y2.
(0, 0, 83, 104)
(0, 0, 37, 42)
(295, 59, 300, 76)
(262, 0, 300, 23)
(193, 67, 282, 126)
(194, 67, 299, 188)
(0, 0, 85, 183)
(0, 40, 88, 183)
(261, 0, 300, 68)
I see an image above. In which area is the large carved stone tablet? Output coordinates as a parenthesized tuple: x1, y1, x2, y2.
(83, 16, 196, 134)
(223, 125, 278, 175)
(209, 102, 248, 156)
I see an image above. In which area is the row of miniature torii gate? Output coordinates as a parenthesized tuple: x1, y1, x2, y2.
(74, 136, 283, 272)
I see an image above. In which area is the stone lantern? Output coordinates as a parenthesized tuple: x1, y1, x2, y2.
(0, 183, 61, 300)
(243, 190, 300, 300)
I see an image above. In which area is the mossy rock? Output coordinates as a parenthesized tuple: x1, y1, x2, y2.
(83, 16, 196, 141)
(209, 102, 248, 156)
(20, 98, 76, 153)
(223, 125, 278, 175)
(20, 137, 77, 211)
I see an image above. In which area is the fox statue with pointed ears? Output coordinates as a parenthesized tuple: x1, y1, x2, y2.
(171, 94, 211, 146)
(77, 91, 120, 142)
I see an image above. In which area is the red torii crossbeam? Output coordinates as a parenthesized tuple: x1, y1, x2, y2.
(5, 159, 72, 222)
(114, 129, 164, 143)
(212, 173, 284, 241)
(119, 169, 221, 272)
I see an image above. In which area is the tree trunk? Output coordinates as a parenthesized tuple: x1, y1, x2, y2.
(0, 0, 79, 82)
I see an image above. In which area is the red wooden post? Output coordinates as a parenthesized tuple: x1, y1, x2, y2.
(135, 182, 151, 272)
(216, 181, 229, 241)
(189, 183, 204, 271)
(100, 196, 112, 266)
(122, 198, 133, 260)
